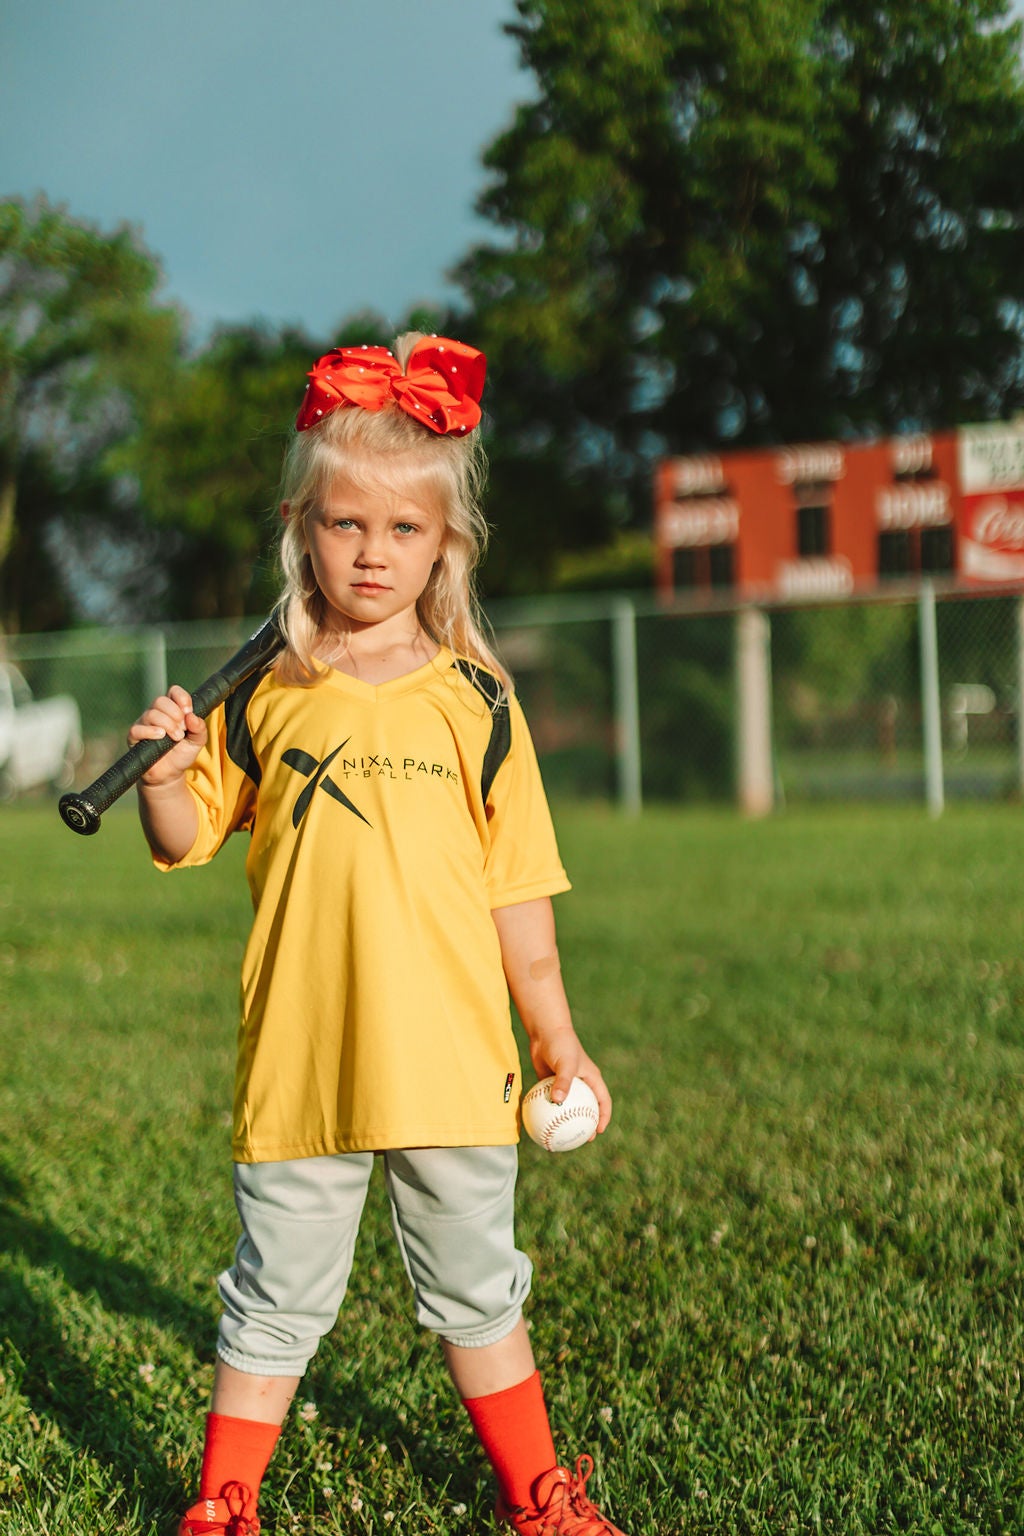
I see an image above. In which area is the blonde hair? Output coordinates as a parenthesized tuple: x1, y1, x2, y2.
(273, 331, 509, 692)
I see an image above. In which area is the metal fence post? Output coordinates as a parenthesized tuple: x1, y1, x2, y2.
(143, 623, 168, 706)
(919, 581, 944, 817)
(735, 606, 774, 817)
(611, 597, 642, 816)
(143, 628, 167, 708)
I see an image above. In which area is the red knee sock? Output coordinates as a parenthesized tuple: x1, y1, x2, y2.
(462, 1370, 558, 1509)
(199, 1412, 281, 1516)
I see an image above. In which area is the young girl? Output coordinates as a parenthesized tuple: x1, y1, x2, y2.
(129, 334, 628, 1536)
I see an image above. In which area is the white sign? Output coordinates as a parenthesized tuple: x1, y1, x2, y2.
(664, 455, 727, 498)
(776, 444, 845, 486)
(776, 557, 854, 599)
(891, 435, 934, 477)
(876, 482, 951, 531)
(958, 422, 1024, 494)
(660, 498, 740, 549)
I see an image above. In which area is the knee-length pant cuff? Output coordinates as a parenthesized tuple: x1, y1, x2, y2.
(214, 1146, 532, 1375)
(437, 1302, 524, 1350)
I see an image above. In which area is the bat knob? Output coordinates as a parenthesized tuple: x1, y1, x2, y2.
(59, 793, 102, 835)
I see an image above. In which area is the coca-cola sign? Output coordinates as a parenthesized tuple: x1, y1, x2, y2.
(972, 496, 1024, 549)
(962, 489, 1024, 581)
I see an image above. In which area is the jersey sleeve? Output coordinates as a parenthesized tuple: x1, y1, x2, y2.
(482, 693, 571, 908)
(153, 697, 258, 871)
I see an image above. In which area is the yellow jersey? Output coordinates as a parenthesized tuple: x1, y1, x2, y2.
(158, 648, 570, 1160)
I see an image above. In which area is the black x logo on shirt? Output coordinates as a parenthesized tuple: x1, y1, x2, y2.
(282, 740, 372, 829)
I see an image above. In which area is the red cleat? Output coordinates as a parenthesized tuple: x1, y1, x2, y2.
(496, 1454, 628, 1535)
(178, 1482, 259, 1536)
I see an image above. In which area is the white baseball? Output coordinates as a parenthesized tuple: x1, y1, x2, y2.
(521, 1075, 600, 1152)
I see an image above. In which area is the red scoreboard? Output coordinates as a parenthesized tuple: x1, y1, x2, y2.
(655, 421, 1024, 601)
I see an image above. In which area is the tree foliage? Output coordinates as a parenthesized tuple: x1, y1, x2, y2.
(459, 0, 1024, 582)
(0, 196, 179, 631)
(119, 323, 317, 620)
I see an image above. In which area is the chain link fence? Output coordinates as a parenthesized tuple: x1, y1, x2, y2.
(4, 589, 1023, 813)
(769, 592, 1022, 805)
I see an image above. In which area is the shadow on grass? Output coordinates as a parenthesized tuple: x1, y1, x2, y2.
(303, 1332, 486, 1510)
(0, 1157, 482, 1519)
(0, 1155, 210, 1513)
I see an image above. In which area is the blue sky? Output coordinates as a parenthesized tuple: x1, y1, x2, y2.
(0, 0, 529, 343)
(3, 3, 1022, 350)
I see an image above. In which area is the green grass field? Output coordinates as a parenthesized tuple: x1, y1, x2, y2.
(2, 800, 1024, 1535)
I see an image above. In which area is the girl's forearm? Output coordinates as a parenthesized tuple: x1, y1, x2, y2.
(136, 779, 199, 864)
(490, 897, 573, 1041)
(491, 895, 613, 1132)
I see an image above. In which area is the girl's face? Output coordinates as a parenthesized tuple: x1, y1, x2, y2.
(303, 475, 444, 635)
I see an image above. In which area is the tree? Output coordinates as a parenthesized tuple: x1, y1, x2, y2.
(0, 196, 179, 631)
(458, 0, 1024, 581)
(120, 322, 315, 621)
(721, 0, 1024, 440)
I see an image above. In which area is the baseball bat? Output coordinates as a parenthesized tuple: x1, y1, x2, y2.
(58, 616, 284, 836)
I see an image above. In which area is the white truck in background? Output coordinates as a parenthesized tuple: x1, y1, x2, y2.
(0, 662, 83, 798)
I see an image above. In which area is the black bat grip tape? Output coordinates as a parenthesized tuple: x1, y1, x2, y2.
(59, 622, 282, 835)
(59, 736, 178, 834)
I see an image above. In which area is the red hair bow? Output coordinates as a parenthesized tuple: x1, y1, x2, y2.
(295, 337, 486, 436)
